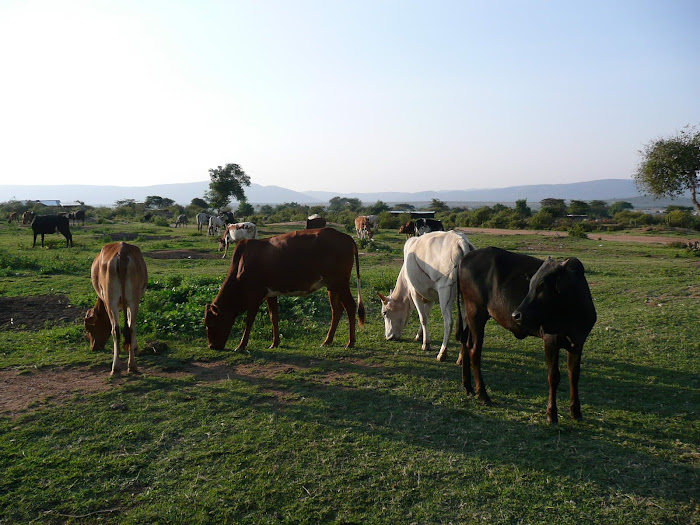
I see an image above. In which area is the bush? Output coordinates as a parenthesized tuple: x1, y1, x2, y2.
(665, 209, 692, 228)
(154, 217, 170, 227)
(529, 210, 554, 229)
(568, 223, 589, 239)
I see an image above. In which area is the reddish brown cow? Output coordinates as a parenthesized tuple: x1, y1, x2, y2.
(354, 216, 374, 240)
(84, 242, 148, 375)
(398, 221, 415, 237)
(205, 228, 365, 351)
(8, 212, 18, 223)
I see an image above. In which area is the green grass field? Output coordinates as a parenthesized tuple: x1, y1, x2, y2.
(0, 220, 698, 524)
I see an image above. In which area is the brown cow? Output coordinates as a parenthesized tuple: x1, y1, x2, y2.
(8, 212, 18, 223)
(84, 242, 148, 375)
(306, 215, 327, 229)
(205, 228, 365, 351)
(22, 211, 35, 225)
(398, 221, 415, 237)
(354, 216, 374, 240)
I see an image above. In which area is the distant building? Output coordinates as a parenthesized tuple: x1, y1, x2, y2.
(22, 200, 84, 208)
(389, 210, 436, 218)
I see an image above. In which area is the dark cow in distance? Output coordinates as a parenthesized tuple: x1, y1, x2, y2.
(415, 218, 444, 236)
(68, 210, 86, 226)
(205, 228, 365, 352)
(456, 247, 596, 423)
(31, 215, 74, 247)
(8, 212, 18, 223)
(22, 211, 35, 225)
(306, 215, 327, 229)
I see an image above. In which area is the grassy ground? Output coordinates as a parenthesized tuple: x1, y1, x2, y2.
(0, 220, 698, 524)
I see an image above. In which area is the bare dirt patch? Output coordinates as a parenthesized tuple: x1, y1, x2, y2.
(145, 249, 219, 259)
(0, 294, 84, 331)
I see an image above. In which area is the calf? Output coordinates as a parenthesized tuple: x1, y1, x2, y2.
(175, 214, 188, 227)
(415, 218, 444, 236)
(205, 228, 365, 351)
(196, 212, 210, 232)
(306, 215, 327, 229)
(84, 242, 148, 375)
(378, 231, 475, 361)
(208, 215, 225, 236)
(354, 216, 374, 240)
(31, 215, 73, 247)
(456, 247, 596, 423)
(219, 222, 258, 258)
(22, 211, 35, 225)
(398, 221, 416, 238)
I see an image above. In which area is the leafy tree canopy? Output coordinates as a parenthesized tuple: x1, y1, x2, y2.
(609, 201, 634, 215)
(635, 125, 700, 213)
(236, 201, 255, 216)
(206, 163, 251, 211)
(515, 199, 532, 217)
(540, 198, 567, 218)
(328, 196, 362, 212)
(145, 195, 175, 209)
(392, 203, 415, 211)
(369, 200, 390, 214)
(568, 200, 590, 215)
(190, 197, 209, 209)
(429, 198, 449, 212)
(588, 200, 610, 218)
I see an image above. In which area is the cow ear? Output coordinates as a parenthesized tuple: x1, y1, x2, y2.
(377, 292, 388, 304)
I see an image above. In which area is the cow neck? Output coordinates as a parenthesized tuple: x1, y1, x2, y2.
(213, 269, 241, 311)
(392, 265, 413, 308)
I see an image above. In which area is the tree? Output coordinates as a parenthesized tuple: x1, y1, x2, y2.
(568, 200, 590, 216)
(190, 197, 209, 209)
(392, 203, 415, 211)
(635, 125, 700, 213)
(514, 199, 531, 217)
(588, 200, 609, 218)
(540, 198, 567, 218)
(328, 196, 362, 212)
(609, 201, 633, 215)
(369, 200, 390, 214)
(144, 195, 175, 209)
(206, 163, 251, 210)
(429, 198, 449, 212)
(236, 201, 254, 216)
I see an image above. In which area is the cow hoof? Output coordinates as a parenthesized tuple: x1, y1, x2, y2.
(479, 396, 493, 406)
(110, 369, 122, 377)
(436, 350, 447, 362)
(571, 412, 583, 421)
(234, 345, 247, 352)
(128, 367, 140, 375)
(456, 356, 462, 365)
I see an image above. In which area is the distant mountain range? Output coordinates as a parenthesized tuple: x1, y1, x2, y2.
(0, 178, 691, 209)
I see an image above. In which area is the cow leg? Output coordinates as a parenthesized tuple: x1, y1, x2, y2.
(235, 308, 258, 352)
(461, 328, 475, 395)
(32, 232, 37, 247)
(544, 336, 561, 424)
(468, 313, 491, 404)
(108, 309, 123, 376)
(435, 286, 454, 362)
(41, 233, 45, 247)
(338, 286, 357, 348)
(413, 297, 432, 352)
(322, 290, 343, 347)
(567, 347, 583, 420)
(125, 304, 139, 374)
(266, 297, 281, 349)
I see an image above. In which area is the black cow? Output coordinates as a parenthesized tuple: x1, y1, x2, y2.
(68, 210, 85, 226)
(415, 218, 444, 236)
(456, 247, 596, 423)
(305, 216, 327, 229)
(31, 215, 74, 247)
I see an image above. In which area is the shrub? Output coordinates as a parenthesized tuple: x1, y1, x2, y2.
(568, 223, 589, 239)
(529, 210, 554, 229)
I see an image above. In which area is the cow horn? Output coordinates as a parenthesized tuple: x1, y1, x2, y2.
(376, 292, 388, 304)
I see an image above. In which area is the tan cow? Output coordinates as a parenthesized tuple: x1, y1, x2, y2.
(354, 216, 374, 240)
(8, 212, 18, 223)
(22, 211, 35, 225)
(84, 242, 148, 375)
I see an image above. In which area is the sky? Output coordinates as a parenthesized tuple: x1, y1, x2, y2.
(1, 0, 698, 193)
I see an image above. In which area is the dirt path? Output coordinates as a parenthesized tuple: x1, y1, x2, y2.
(456, 227, 698, 245)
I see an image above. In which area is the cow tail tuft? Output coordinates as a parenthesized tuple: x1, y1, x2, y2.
(354, 242, 365, 327)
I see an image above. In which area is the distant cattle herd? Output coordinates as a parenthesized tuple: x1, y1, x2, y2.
(4, 208, 600, 421)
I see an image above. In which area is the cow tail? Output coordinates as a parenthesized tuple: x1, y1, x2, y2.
(117, 246, 132, 350)
(455, 265, 466, 344)
(354, 242, 365, 327)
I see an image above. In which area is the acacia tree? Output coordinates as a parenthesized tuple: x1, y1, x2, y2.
(206, 163, 251, 211)
(635, 126, 700, 213)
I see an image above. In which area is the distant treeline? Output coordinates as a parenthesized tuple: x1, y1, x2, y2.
(2, 196, 698, 233)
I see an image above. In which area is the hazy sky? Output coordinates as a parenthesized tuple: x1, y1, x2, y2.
(1, 0, 698, 192)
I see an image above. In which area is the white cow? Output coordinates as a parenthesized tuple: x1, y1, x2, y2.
(196, 213, 210, 232)
(208, 215, 225, 236)
(218, 222, 258, 258)
(377, 231, 475, 362)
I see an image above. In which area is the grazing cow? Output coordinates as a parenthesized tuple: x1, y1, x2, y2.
(219, 222, 258, 258)
(31, 215, 73, 247)
(8, 212, 18, 223)
(366, 215, 379, 231)
(175, 214, 188, 227)
(221, 211, 235, 223)
(398, 221, 416, 238)
(84, 242, 148, 376)
(354, 216, 375, 240)
(456, 247, 597, 423)
(196, 212, 210, 232)
(415, 218, 444, 236)
(205, 228, 365, 351)
(306, 214, 327, 229)
(378, 231, 475, 361)
(22, 211, 35, 225)
(208, 215, 226, 236)
(68, 210, 86, 226)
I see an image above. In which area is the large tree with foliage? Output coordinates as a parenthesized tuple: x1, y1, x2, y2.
(328, 196, 362, 212)
(429, 198, 449, 212)
(206, 163, 251, 211)
(540, 198, 567, 218)
(635, 126, 700, 213)
(145, 195, 175, 209)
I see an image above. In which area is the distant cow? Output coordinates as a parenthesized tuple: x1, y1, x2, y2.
(8, 212, 18, 223)
(84, 242, 148, 376)
(175, 214, 188, 227)
(205, 228, 365, 352)
(456, 247, 597, 423)
(354, 216, 374, 240)
(196, 212, 210, 232)
(306, 214, 327, 229)
(22, 211, 34, 225)
(68, 210, 85, 226)
(31, 215, 73, 247)
(415, 218, 444, 236)
(398, 221, 416, 237)
(208, 215, 225, 236)
(378, 231, 475, 361)
(221, 211, 235, 223)
(219, 222, 258, 258)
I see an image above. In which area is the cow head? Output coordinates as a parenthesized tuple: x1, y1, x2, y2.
(398, 221, 415, 235)
(218, 237, 227, 251)
(204, 303, 236, 350)
(511, 257, 586, 335)
(84, 303, 111, 351)
(377, 291, 411, 341)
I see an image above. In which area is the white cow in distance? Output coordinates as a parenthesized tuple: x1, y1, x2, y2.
(196, 213, 210, 232)
(208, 215, 226, 236)
(378, 231, 475, 362)
(219, 222, 258, 258)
